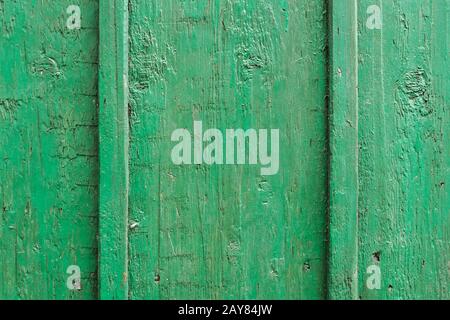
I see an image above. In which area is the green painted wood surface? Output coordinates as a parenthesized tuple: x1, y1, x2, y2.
(127, 0, 329, 299)
(98, 0, 129, 300)
(1, 0, 449, 300)
(328, 0, 360, 300)
(356, 0, 449, 299)
(0, 0, 99, 299)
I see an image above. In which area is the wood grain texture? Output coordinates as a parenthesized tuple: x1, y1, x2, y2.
(328, 0, 360, 300)
(98, 0, 129, 300)
(0, 0, 99, 299)
(357, 0, 449, 299)
(127, 0, 329, 299)
(1, 0, 448, 301)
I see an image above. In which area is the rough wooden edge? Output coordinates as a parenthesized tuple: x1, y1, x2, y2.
(98, 0, 129, 300)
(327, 0, 360, 300)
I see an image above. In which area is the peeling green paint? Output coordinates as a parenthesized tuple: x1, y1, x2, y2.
(0, 0, 448, 300)
(127, 0, 329, 300)
(357, 0, 449, 299)
(0, 0, 99, 299)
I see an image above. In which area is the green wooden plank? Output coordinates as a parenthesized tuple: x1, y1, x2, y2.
(98, 0, 129, 300)
(127, 0, 329, 300)
(357, 0, 449, 299)
(327, 0, 360, 300)
(0, 0, 99, 299)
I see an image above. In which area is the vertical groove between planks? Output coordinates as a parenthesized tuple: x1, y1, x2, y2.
(328, 0, 360, 300)
(98, 0, 130, 300)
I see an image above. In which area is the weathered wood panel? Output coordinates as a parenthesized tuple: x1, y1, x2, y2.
(127, 0, 329, 299)
(328, 0, 360, 300)
(0, 1, 99, 299)
(98, 0, 130, 300)
(356, 0, 449, 299)
(0, 0, 448, 301)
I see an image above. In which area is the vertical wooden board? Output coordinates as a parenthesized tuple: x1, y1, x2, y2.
(128, 0, 329, 299)
(327, 0, 359, 300)
(98, 0, 129, 300)
(0, 1, 99, 299)
(357, 0, 449, 299)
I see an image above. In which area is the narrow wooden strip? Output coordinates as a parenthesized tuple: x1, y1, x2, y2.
(327, 0, 360, 300)
(98, 0, 129, 300)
